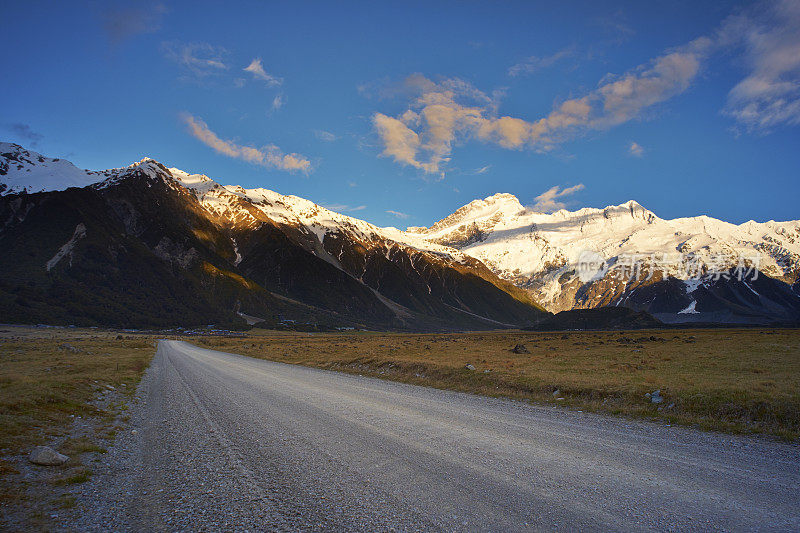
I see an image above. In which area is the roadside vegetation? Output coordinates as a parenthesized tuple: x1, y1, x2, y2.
(2, 325, 798, 527)
(0, 327, 155, 529)
(196, 328, 800, 440)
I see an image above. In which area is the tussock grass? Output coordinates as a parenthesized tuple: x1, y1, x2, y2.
(197, 328, 800, 440)
(0, 327, 155, 524)
(0, 330, 154, 453)
(60, 436, 107, 456)
(56, 494, 77, 509)
(53, 467, 92, 486)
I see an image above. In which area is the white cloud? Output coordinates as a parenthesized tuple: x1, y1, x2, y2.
(373, 112, 426, 171)
(722, 0, 800, 131)
(628, 141, 645, 157)
(364, 3, 798, 175)
(163, 42, 228, 79)
(314, 130, 338, 142)
(531, 184, 585, 213)
(180, 113, 311, 172)
(386, 210, 410, 219)
(271, 94, 285, 111)
(508, 47, 575, 77)
(324, 203, 366, 212)
(244, 58, 282, 86)
(372, 39, 711, 174)
(471, 165, 491, 174)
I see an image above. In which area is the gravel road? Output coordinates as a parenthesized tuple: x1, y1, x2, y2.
(72, 340, 800, 531)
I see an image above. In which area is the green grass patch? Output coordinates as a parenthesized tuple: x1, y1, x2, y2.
(53, 468, 92, 486)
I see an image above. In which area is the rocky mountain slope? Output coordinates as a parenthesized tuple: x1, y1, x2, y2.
(408, 194, 800, 324)
(0, 143, 546, 330)
(3, 141, 797, 326)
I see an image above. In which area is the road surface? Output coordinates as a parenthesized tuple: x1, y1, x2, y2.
(74, 340, 800, 531)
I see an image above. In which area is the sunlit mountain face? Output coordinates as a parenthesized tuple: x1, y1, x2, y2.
(3, 143, 798, 326)
(0, 144, 547, 330)
(1, 1, 798, 232)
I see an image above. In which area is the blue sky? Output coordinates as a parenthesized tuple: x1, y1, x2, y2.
(1, 0, 798, 226)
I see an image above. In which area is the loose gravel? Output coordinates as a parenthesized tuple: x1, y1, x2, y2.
(65, 340, 800, 531)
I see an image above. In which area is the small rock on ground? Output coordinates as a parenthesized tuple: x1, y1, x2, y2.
(29, 446, 69, 466)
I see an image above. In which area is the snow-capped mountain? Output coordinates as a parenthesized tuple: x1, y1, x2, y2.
(0, 143, 544, 330)
(0, 143, 495, 266)
(2, 141, 797, 326)
(166, 167, 472, 262)
(408, 193, 800, 323)
(0, 143, 104, 195)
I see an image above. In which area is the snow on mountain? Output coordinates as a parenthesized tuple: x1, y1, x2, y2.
(0, 143, 175, 198)
(167, 167, 467, 261)
(93, 158, 174, 190)
(408, 193, 800, 313)
(0, 143, 104, 195)
(0, 141, 467, 264)
(3, 141, 797, 321)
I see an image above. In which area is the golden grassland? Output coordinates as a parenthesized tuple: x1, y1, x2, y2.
(0, 327, 155, 525)
(196, 328, 800, 440)
(0, 325, 797, 526)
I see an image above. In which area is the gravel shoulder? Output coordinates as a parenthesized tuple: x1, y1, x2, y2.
(67, 340, 800, 531)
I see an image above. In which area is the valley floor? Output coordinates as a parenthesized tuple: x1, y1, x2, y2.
(200, 327, 800, 440)
(62, 341, 800, 530)
(1, 326, 799, 530)
(0, 327, 155, 530)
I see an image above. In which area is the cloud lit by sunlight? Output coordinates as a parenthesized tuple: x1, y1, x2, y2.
(181, 113, 310, 172)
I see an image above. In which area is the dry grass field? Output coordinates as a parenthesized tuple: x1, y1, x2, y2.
(1, 325, 798, 527)
(196, 328, 800, 440)
(0, 327, 155, 527)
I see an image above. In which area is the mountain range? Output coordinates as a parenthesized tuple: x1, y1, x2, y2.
(408, 193, 800, 324)
(1, 142, 798, 329)
(0, 143, 545, 330)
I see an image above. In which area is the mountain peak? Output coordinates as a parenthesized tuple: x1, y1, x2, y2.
(127, 157, 167, 175)
(166, 168, 225, 203)
(410, 193, 524, 235)
(479, 192, 525, 213)
(544, 199, 656, 223)
(133, 157, 162, 168)
(0, 141, 24, 153)
(1, 142, 100, 195)
(484, 192, 521, 203)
